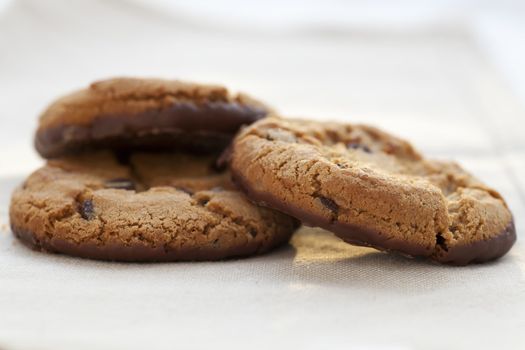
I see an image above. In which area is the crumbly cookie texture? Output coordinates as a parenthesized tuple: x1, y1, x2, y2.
(35, 77, 270, 158)
(229, 117, 515, 265)
(9, 152, 297, 261)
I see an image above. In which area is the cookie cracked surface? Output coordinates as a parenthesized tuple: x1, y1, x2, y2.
(35, 78, 270, 158)
(9, 152, 298, 261)
(229, 117, 516, 265)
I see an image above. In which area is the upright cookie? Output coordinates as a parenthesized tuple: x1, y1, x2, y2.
(10, 152, 298, 261)
(229, 117, 516, 265)
(35, 78, 270, 158)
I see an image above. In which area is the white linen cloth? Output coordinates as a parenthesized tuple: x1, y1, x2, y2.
(0, 1, 524, 349)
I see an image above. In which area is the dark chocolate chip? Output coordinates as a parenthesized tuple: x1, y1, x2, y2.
(175, 187, 193, 195)
(326, 130, 340, 143)
(197, 197, 210, 206)
(79, 200, 95, 220)
(319, 196, 339, 214)
(105, 178, 135, 191)
(347, 143, 372, 153)
(436, 232, 448, 251)
(249, 228, 258, 237)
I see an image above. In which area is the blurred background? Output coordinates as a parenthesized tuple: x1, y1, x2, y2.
(1, 2, 525, 349)
(0, 0, 524, 176)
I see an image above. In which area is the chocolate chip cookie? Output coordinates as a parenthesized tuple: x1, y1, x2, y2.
(35, 78, 270, 158)
(229, 117, 516, 265)
(9, 152, 298, 261)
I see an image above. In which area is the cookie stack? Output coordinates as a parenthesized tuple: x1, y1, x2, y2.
(9, 78, 516, 265)
(9, 78, 299, 261)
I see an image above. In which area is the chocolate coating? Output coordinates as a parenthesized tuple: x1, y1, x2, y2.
(36, 101, 268, 158)
(433, 220, 516, 265)
(12, 225, 271, 262)
(232, 171, 516, 265)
